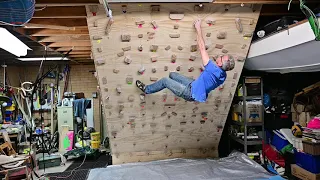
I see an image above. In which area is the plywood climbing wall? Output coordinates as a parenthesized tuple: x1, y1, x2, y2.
(86, 3, 261, 164)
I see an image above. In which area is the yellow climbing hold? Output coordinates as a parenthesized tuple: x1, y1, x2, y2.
(97, 40, 101, 43)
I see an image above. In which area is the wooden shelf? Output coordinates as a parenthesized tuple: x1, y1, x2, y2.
(230, 136, 262, 146)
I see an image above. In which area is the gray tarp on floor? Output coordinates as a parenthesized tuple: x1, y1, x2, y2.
(87, 152, 279, 180)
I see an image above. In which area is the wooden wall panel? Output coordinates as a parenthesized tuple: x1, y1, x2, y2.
(86, 3, 261, 164)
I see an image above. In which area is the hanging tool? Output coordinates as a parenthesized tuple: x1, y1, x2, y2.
(102, 0, 114, 35)
(288, 0, 320, 40)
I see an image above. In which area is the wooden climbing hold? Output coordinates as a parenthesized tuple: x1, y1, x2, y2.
(162, 93, 167, 102)
(241, 44, 247, 49)
(174, 24, 179, 29)
(206, 19, 215, 25)
(237, 56, 245, 62)
(151, 5, 160, 12)
(189, 55, 196, 61)
(169, 33, 180, 38)
(222, 49, 228, 53)
(102, 77, 107, 85)
(215, 44, 224, 49)
(122, 5, 127, 13)
(165, 45, 171, 51)
(176, 66, 181, 71)
(128, 95, 135, 102)
(151, 20, 158, 29)
(122, 46, 131, 51)
(194, 4, 204, 11)
(151, 67, 156, 73)
(97, 47, 102, 53)
(150, 77, 158, 81)
(171, 54, 177, 63)
(161, 112, 167, 117)
(104, 87, 108, 92)
(95, 59, 105, 66)
(116, 86, 122, 94)
(138, 66, 145, 75)
(113, 69, 119, 74)
(177, 46, 183, 51)
(117, 52, 124, 57)
(190, 45, 197, 52)
(164, 66, 168, 71)
(126, 76, 133, 84)
(243, 33, 253, 37)
(235, 18, 243, 33)
(217, 31, 227, 39)
(172, 112, 177, 116)
(180, 121, 187, 125)
(151, 56, 157, 62)
(249, 19, 254, 25)
(206, 33, 211, 37)
(121, 34, 131, 42)
(233, 72, 238, 79)
(94, 20, 98, 27)
(219, 84, 224, 90)
(124, 56, 132, 64)
(93, 36, 102, 40)
(193, 107, 199, 112)
(135, 20, 145, 25)
(188, 67, 194, 72)
(138, 34, 143, 38)
(169, 12, 184, 20)
(150, 45, 158, 52)
(139, 93, 145, 101)
(138, 45, 143, 52)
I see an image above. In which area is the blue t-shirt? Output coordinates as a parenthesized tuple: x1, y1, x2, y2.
(191, 60, 226, 102)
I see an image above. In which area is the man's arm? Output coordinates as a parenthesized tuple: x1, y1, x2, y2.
(194, 19, 210, 66)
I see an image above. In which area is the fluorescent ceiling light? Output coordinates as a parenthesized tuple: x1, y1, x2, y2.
(0, 27, 31, 57)
(17, 57, 69, 61)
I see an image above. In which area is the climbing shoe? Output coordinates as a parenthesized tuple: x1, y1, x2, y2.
(136, 80, 146, 92)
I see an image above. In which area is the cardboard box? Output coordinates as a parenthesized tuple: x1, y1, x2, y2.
(291, 164, 320, 180)
(233, 103, 262, 122)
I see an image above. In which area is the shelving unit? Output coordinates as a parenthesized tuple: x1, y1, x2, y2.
(230, 76, 264, 154)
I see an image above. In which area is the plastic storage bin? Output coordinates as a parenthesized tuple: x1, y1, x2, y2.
(271, 130, 289, 152)
(294, 150, 320, 174)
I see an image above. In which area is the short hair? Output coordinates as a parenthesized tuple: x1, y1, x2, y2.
(221, 55, 235, 71)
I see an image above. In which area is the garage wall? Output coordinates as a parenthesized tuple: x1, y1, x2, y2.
(87, 3, 261, 164)
(0, 64, 101, 132)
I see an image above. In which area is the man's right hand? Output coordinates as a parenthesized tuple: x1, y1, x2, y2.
(194, 19, 201, 32)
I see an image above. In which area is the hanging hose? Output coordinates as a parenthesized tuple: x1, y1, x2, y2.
(288, 0, 320, 40)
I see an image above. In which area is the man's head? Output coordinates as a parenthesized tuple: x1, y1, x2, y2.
(214, 55, 235, 71)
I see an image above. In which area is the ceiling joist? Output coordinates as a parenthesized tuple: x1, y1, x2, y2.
(27, 18, 87, 28)
(48, 41, 91, 47)
(38, 35, 90, 42)
(23, 27, 89, 36)
(54, 46, 92, 51)
(33, 6, 87, 18)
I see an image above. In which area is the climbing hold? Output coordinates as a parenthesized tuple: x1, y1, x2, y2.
(249, 19, 254, 25)
(165, 125, 172, 129)
(117, 52, 124, 57)
(97, 47, 103, 53)
(243, 32, 253, 37)
(172, 112, 177, 116)
(180, 121, 187, 125)
(116, 86, 122, 94)
(151, 5, 160, 11)
(121, 34, 131, 42)
(150, 123, 157, 128)
(104, 87, 108, 92)
(225, 4, 230, 11)
(235, 18, 243, 33)
(194, 4, 204, 11)
(169, 33, 180, 38)
(135, 20, 145, 25)
(200, 65, 205, 72)
(164, 66, 168, 71)
(174, 24, 179, 29)
(151, 56, 157, 62)
(219, 84, 224, 90)
(95, 59, 105, 66)
(162, 93, 167, 102)
(188, 67, 194, 72)
(200, 120, 205, 124)
(126, 75, 133, 84)
(206, 32, 211, 37)
(233, 72, 238, 79)
(122, 5, 127, 13)
(128, 95, 135, 102)
(215, 44, 224, 49)
(189, 55, 196, 61)
(151, 67, 157, 73)
(119, 104, 124, 111)
(139, 93, 145, 101)
(237, 56, 245, 62)
(138, 66, 146, 75)
(177, 46, 183, 51)
(193, 107, 199, 112)
(111, 131, 117, 138)
(169, 12, 184, 20)
(161, 112, 167, 117)
(138, 34, 143, 38)
(94, 20, 98, 27)
(176, 66, 181, 71)
(241, 44, 247, 49)
(122, 46, 131, 51)
(165, 45, 171, 51)
(150, 77, 158, 82)
(150, 45, 158, 52)
(190, 45, 197, 52)
(102, 77, 107, 85)
(206, 19, 216, 25)
(222, 49, 228, 53)
(93, 36, 102, 40)
(113, 69, 119, 74)
(217, 31, 227, 39)
(231, 82, 235, 87)
(138, 45, 143, 52)
(151, 20, 158, 29)
(124, 56, 132, 64)
(171, 54, 177, 63)
(205, 44, 210, 50)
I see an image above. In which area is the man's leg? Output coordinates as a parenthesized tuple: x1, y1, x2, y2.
(138, 78, 187, 97)
(169, 72, 194, 86)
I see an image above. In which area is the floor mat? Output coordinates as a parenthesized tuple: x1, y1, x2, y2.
(45, 169, 90, 180)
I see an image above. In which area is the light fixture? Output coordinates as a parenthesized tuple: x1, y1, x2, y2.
(0, 27, 31, 57)
(17, 57, 69, 61)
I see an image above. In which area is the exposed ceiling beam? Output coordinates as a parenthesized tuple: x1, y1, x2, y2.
(27, 18, 87, 27)
(23, 27, 89, 36)
(61, 50, 91, 55)
(33, 6, 87, 18)
(48, 41, 91, 47)
(69, 54, 92, 58)
(54, 46, 92, 51)
(38, 35, 90, 42)
(24, 23, 75, 30)
(214, 0, 319, 4)
(35, 0, 98, 7)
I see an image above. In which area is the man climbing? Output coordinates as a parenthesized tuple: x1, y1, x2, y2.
(136, 19, 235, 102)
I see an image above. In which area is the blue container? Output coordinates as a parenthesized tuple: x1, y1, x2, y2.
(295, 150, 320, 174)
(271, 130, 289, 152)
